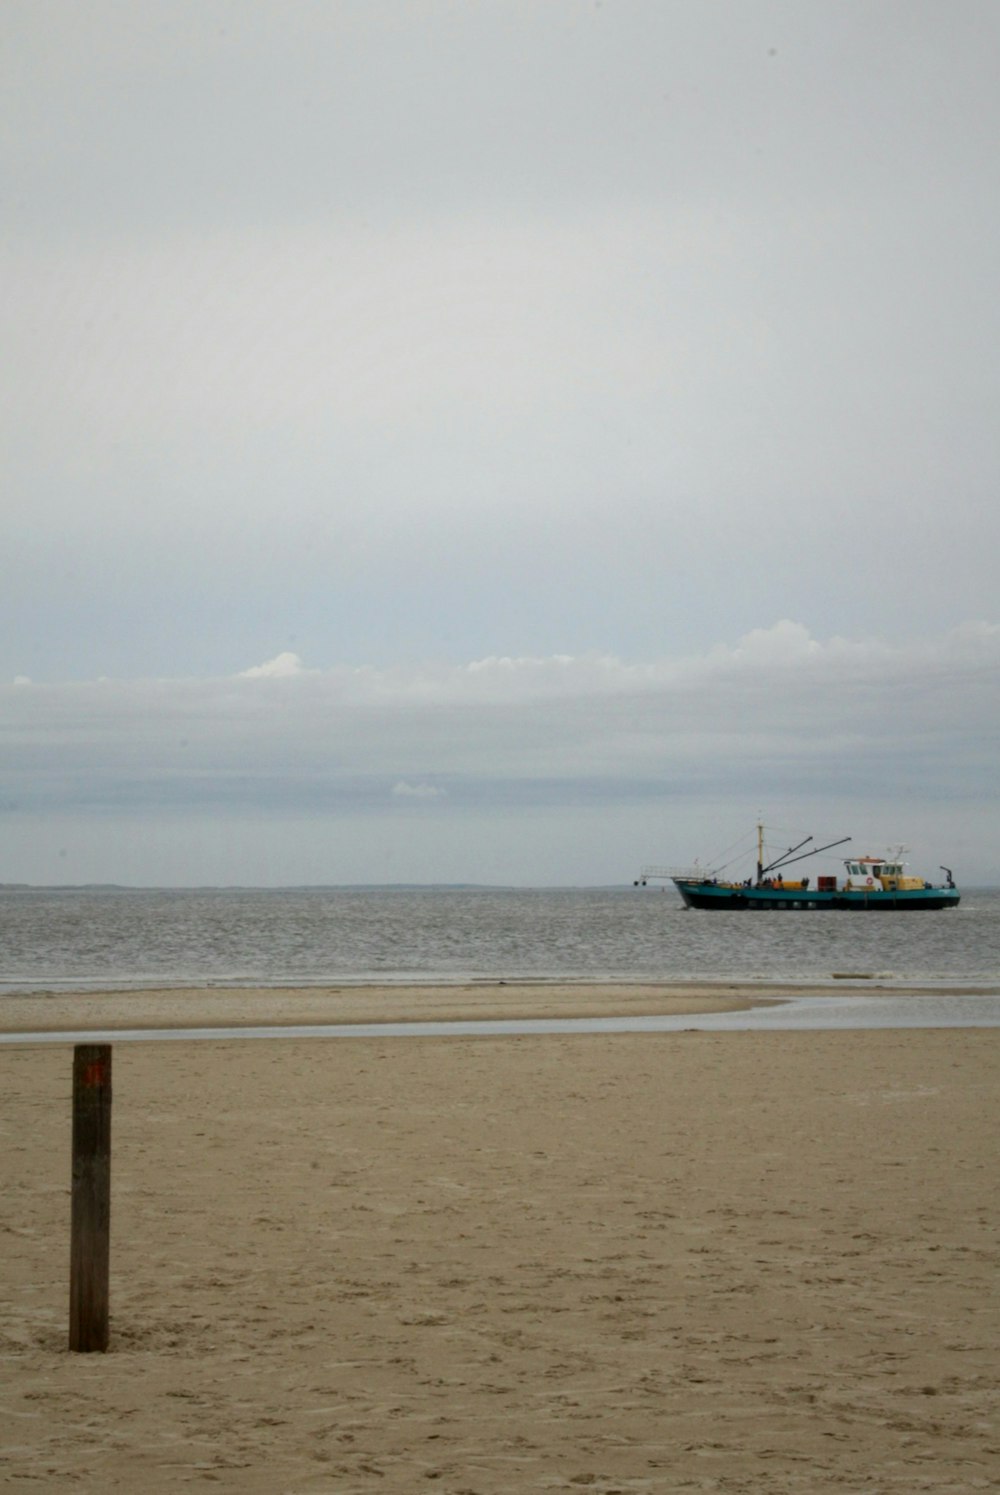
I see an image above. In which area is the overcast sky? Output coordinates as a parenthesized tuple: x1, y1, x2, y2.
(3, 1, 998, 884)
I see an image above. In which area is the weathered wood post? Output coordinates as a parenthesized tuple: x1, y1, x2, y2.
(69, 1044, 112, 1352)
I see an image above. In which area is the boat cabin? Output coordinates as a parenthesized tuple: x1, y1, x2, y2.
(844, 855, 924, 892)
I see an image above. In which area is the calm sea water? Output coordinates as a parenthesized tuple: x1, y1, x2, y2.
(1, 885, 999, 994)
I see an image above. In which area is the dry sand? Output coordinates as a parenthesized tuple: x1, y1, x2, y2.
(1, 986, 997, 1492)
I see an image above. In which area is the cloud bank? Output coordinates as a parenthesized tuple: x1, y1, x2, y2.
(2, 622, 997, 884)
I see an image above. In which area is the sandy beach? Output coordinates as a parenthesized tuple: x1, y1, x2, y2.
(2, 985, 997, 1492)
(0, 981, 765, 1034)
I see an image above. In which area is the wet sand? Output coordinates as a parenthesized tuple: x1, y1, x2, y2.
(1, 989, 997, 1492)
(0, 978, 909, 1034)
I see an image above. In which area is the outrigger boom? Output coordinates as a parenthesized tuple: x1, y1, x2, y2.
(756, 830, 852, 882)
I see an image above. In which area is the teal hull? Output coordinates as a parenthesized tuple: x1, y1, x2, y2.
(674, 882, 960, 911)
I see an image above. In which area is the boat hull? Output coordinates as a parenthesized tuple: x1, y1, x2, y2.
(673, 881, 960, 911)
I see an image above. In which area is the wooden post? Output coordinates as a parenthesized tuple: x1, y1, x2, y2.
(69, 1044, 112, 1352)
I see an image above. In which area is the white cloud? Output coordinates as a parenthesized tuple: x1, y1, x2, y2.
(238, 651, 312, 679)
(391, 781, 446, 801)
(712, 620, 822, 667)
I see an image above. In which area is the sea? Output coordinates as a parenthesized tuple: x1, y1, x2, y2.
(2, 884, 999, 995)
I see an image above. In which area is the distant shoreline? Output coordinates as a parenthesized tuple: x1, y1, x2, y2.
(5, 881, 997, 892)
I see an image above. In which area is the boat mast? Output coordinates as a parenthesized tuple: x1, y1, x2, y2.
(756, 822, 764, 885)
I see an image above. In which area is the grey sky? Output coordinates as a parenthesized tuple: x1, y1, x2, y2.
(2, 2, 998, 883)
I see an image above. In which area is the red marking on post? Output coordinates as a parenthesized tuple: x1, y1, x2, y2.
(82, 1061, 107, 1087)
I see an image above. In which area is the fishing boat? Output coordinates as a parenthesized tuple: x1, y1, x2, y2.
(635, 824, 960, 911)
